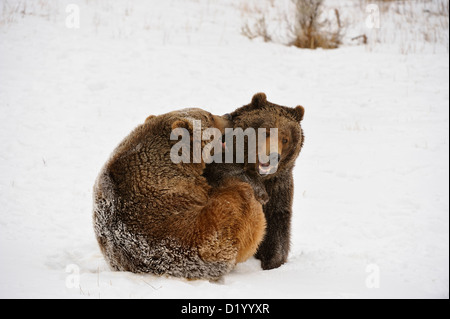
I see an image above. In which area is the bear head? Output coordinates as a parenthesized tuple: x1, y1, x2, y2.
(228, 93, 305, 177)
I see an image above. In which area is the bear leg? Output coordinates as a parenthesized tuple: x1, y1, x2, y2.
(256, 173, 293, 270)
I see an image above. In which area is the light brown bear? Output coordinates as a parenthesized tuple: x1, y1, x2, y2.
(93, 108, 266, 280)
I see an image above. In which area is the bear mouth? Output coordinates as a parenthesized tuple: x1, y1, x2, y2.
(258, 161, 278, 176)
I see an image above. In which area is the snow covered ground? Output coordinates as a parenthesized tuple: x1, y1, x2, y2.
(0, 0, 448, 298)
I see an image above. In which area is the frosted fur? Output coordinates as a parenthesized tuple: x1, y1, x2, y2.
(93, 170, 233, 279)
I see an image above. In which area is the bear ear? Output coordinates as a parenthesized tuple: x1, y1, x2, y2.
(251, 92, 267, 108)
(294, 105, 305, 122)
(171, 119, 192, 131)
(145, 115, 156, 123)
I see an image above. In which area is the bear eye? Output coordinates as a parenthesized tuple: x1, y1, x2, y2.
(282, 138, 288, 144)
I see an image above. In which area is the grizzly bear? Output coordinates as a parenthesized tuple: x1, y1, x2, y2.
(93, 108, 266, 280)
(204, 93, 305, 270)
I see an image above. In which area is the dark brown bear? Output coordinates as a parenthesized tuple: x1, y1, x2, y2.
(93, 108, 266, 280)
(205, 93, 305, 270)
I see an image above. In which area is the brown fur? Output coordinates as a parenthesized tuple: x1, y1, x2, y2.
(93, 108, 266, 279)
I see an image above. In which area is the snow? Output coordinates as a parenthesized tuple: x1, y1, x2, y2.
(0, 0, 448, 299)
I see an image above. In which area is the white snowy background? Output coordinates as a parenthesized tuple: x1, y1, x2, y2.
(0, 0, 448, 298)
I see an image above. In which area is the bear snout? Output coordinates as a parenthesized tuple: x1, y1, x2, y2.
(258, 152, 281, 176)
